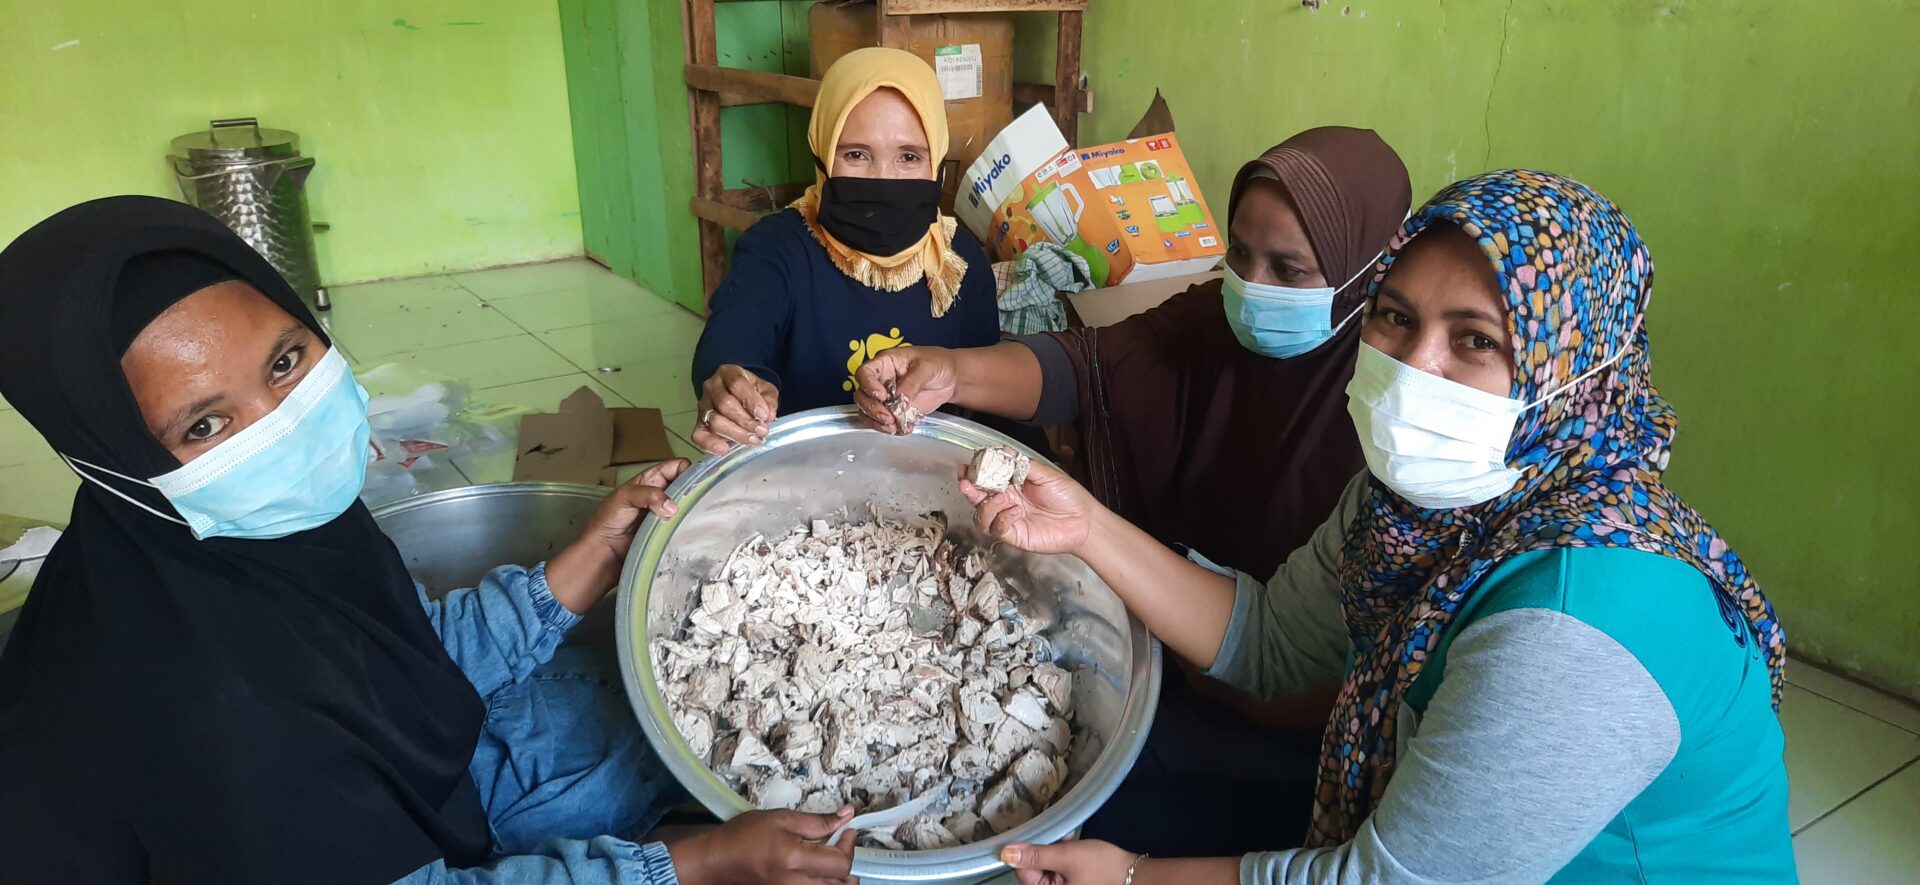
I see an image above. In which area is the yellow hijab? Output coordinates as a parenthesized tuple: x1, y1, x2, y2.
(791, 47, 967, 317)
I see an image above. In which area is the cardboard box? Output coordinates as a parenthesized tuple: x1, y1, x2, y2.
(1066, 271, 1219, 329)
(809, 0, 1014, 211)
(512, 387, 677, 487)
(956, 105, 1225, 288)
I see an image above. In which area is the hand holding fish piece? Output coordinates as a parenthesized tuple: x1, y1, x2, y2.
(967, 445, 1031, 494)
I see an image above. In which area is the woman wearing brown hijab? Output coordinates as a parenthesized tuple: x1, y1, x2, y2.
(856, 127, 1409, 581)
(855, 128, 1411, 853)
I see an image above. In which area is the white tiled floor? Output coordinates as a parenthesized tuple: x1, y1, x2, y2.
(1, 257, 1917, 881)
(323, 258, 711, 485)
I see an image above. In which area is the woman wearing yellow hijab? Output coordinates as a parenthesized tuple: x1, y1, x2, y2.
(690, 48, 998, 454)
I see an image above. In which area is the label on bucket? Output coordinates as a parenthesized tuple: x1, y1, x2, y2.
(934, 44, 983, 101)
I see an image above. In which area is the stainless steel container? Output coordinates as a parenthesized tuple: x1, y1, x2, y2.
(616, 407, 1163, 883)
(169, 118, 328, 310)
(370, 482, 606, 595)
(370, 481, 628, 645)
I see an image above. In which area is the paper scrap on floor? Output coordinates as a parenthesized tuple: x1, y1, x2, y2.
(512, 387, 676, 486)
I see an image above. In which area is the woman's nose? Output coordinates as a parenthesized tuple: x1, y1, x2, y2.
(1378, 332, 1450, 378)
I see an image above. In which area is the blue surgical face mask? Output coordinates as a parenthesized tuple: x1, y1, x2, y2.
(1220, 257, 1378, 359)
(65, 347, 373, 540)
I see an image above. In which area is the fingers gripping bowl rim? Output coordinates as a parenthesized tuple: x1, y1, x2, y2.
(615, 407, 1163, 882)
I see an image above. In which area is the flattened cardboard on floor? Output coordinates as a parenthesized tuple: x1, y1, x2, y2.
(512, 387, 615, 485)
(610, 407, 676, 467)
(511, 386, 680, 486)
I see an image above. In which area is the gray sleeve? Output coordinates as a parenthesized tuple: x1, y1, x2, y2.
(1013, 334, 1079, 426)
(1201, 472, 1367, 698)
(1240, 608, 1681, 885)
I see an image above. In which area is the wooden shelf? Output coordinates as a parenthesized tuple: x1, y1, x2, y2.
(682, 0, 1090, 302)
(881, 0, 1087, 12)
(685, 64, 821, 108)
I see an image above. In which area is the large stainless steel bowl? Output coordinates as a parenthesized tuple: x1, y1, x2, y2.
(616, 407, 1162, 883)
(370, 482, 606, 594)
(370, 482, 626, 645)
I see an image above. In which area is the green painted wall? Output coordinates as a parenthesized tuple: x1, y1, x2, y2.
(558, 0, 812, 311)
(0, 1, 583, 285)
(1052, 0, 1920, 697)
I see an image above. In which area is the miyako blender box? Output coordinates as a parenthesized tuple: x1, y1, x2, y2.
(955, 104, 1224, 288)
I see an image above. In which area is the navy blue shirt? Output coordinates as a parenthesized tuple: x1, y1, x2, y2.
(691, 209, 1000, 414)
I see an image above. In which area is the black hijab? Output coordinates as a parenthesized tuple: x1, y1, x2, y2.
(0, 197, 491, 882)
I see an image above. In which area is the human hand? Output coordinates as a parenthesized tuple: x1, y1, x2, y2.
(694, 365, 778, 455)
(959, 458, 1095, 556)
(545, 459, 688, 613)
(670, 807, 859, 885)
(853, 346, 957, 434)
(1001, 840, 1138, 885)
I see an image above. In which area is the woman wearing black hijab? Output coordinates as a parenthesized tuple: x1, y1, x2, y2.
(0, 197, 857, 884)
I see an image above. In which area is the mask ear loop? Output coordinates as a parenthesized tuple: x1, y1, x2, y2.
(1521, 313, 1647, 410)
(1327, 244, 1391, 335)
(59, 455, 189, 528)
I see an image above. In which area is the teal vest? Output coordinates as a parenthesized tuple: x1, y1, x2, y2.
(1405, 547, 1797, 884)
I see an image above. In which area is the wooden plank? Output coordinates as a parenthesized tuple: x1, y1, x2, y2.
(718, 182, 809, 212)
(685, 0, 728, 299)
(876, 0, 914, 48)
(691, 196, 765, 232)
(1013, 80, 1093, 114)
(1052, 10, 1084, 147)
(880, 0, 1086, 13)
(685, 63, 820, 107)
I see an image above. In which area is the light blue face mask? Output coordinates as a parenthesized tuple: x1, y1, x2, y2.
(65, 347, 373, 540)
(1220, 258, 1377, 359)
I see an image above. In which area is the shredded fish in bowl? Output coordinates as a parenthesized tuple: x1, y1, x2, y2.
(651, 511, 1075, 850)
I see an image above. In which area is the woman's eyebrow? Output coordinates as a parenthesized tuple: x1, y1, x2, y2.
(1444, 306, 1505, 325)
(163, 395, 223, 439)
(1377, 287, 1415, 309)
(262, 323, 306, 371)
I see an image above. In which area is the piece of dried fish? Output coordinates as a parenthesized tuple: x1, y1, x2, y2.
(883, 379, 923, 436)
(654, 515, 1075, 849)
(967, 445, 1031, 493)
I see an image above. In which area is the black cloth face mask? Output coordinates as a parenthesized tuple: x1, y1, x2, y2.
(814, 156, 943, 258)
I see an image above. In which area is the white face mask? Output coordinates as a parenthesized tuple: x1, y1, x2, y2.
(1345, 340, 1634, 509)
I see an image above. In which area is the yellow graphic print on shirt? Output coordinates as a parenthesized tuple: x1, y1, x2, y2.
(843, 328, 911, 391)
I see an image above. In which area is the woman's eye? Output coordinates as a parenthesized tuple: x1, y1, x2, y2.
(900, 152, 923, 164)
(842, 150, 869, 163)
(1463, 334, 1499, 351)
(186, 415, 231, 442)
(272, 346, 304, 378)
(1383, 310, 1413, 327)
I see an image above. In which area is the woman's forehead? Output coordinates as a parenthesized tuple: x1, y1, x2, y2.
(840, 88, 926, 141)
(123, 282, 294, 365)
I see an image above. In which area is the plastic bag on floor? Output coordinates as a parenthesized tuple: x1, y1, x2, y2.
(356, 363, 525, 507)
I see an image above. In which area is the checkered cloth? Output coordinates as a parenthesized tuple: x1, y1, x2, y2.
(993, 243, 1094, 336)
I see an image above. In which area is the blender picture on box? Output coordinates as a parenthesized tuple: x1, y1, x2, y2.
(956, 104, 1224, 288)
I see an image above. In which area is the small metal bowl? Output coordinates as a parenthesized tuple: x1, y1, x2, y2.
(616, 407, 1162, 883)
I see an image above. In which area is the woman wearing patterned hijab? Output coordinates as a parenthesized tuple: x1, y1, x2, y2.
(966, 170, 1797, 883)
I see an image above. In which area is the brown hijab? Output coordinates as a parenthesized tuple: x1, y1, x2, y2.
(1039, 127, 1410, 578)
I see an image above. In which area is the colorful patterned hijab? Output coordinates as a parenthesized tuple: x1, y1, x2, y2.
(1310, 169, 1787, 845)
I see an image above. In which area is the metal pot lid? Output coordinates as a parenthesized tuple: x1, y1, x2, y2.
(169, 118, 300, 165)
